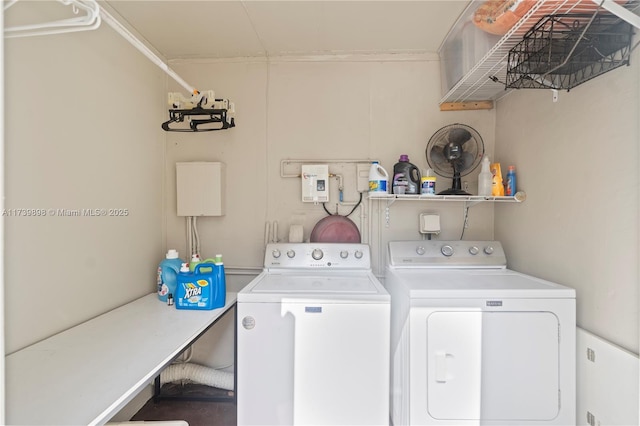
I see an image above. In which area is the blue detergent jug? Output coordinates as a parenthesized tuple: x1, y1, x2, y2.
(176, 260, 226, 310)
(157, 249, 184, 302)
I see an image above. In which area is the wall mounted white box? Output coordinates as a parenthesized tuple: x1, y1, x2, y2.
(301, 164, 329, 202)
(176, 162, 225, 216)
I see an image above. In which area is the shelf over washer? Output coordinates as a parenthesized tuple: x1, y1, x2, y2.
(369, 193, 524, 208)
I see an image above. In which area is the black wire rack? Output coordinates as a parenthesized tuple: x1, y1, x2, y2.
(506, 12, 635, 91)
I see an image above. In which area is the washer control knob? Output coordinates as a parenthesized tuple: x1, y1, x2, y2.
(469, 246, 479, 255)
(340, 250, 349, 259)
(354, 250, 364, 259)
(416, 246, 426, 255)
(484, 246, 494, 255)
(287, 250, 296, 258)
(272, 249, 281, 258)
(441, 245, 454, 257)
(312, 249, 324, 260)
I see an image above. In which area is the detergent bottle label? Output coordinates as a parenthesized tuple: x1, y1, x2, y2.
(177, 274, 214, 310)
(157, 267, 165, 296)
(180, 279, 207, 304)
(369, 179, 387, 192)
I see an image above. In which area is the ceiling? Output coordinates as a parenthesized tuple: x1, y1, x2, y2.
(103, 1, 471, 60)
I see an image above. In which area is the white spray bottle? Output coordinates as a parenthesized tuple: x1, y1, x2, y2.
(478, 155, 492, 196)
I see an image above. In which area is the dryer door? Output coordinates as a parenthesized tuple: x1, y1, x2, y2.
(411, 308, 560, 423)
(479, 311, 560, 420)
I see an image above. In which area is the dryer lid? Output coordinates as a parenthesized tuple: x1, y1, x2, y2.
(238, 271, 390, 303)
(253, 273, 379, 294)
(387, 269, 576, 298)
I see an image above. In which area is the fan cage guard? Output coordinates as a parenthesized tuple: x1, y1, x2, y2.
(426, 124, 484, 179)
(506, 13, 634, 91)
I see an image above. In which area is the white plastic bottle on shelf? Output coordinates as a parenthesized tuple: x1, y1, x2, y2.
(368, 161, 389, 194)
(478, 155, 492, 196)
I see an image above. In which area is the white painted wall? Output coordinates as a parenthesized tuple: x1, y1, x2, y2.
(4, 2, 166, 354)
(165, 55, 497, 278)
(494, 48, 639, 354)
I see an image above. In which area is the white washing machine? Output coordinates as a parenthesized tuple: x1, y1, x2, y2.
(237, 243, 390, 426)
(385, 240, 576, 426)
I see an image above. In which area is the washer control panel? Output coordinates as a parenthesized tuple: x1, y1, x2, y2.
(388, 240, 506, 268)
(265, 243, 370, 269)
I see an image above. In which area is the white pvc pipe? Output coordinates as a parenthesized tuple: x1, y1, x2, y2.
(192, 216, 201, 256)
(280, 159, 376, 179)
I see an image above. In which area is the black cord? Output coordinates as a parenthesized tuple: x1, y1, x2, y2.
(489, 75, 505, 85)
(460, 206, 470, 240)
(321, 192, 363, 218)
(345, 193, 363, 217)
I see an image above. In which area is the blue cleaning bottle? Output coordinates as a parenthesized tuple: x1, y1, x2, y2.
(506, 165, 517, 196)
(157, 249, 184, 302)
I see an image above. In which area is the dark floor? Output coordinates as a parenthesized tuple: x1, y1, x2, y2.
(131, 384, 236, 426)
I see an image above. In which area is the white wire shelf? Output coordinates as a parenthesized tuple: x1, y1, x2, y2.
(368, 193, 525, 207)
(439, 0, 640, 104)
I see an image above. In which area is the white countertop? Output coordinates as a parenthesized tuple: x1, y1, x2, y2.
(5, 292, 237, 425)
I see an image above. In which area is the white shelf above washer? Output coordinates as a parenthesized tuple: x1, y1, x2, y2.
(368, 193, 525, 208)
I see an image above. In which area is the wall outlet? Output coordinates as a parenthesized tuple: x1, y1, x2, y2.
(356, 163, 371, 192)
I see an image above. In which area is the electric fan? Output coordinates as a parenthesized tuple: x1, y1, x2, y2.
(425, 123, 484, 195)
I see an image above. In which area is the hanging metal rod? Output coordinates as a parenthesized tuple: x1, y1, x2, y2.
(4, 0, 198, 95)
(98, 6, 196, 95)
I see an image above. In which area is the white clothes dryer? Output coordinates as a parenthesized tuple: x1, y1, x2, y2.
(237, 243, 390, 426)
(385, 240, 576, 426)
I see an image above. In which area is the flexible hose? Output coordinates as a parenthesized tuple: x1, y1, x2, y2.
(160, 362, 234, 391)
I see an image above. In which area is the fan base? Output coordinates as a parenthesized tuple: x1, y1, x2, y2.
(438, 188, 471, 196)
